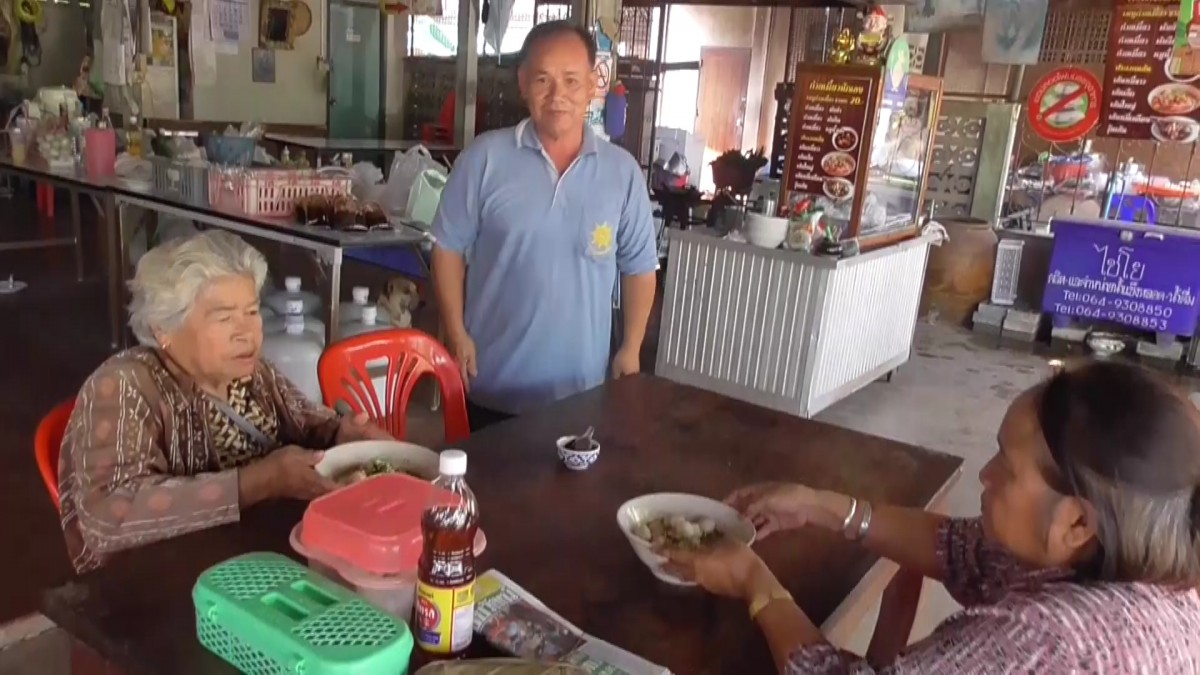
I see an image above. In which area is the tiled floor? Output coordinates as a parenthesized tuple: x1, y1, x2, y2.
(0, 193, 1171, 670)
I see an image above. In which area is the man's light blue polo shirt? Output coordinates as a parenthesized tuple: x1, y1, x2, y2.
(432, 119, 658, 414)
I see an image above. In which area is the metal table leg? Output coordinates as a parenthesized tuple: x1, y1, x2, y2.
(70, 189, 84, 281)
(325, 249, 343, 346)
(103, 197, 122, 349)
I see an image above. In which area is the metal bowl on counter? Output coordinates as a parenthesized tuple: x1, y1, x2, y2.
(1086, 331, 1127, 358)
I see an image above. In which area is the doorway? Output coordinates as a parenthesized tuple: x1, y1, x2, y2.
(695, 46, 751, 157)
(328, 1, 383, 139)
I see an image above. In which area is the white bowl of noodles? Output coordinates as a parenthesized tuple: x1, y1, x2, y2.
(316, 440, 439, 485)
(617, 493, 756, 586)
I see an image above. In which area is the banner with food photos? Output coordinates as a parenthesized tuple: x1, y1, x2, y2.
(1099, 0, 1200, 143)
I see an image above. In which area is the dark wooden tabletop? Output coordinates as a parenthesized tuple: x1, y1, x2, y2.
(43, 375, 962, 675)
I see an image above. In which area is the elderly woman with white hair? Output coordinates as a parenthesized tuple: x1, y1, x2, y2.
(59, 231, 389, 574)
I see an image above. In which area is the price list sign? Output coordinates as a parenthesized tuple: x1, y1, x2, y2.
(783, 66, 880, 214)
(1100, 0, 1200, 143)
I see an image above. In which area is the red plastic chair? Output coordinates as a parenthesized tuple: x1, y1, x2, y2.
(35, 399, 75, 508)
(318, 329, 470, 444)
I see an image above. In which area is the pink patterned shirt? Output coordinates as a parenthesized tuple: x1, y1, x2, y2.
(789, 518, 1200, 674)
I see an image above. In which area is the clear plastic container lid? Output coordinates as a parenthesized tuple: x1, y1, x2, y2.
(300, 474, 452, 576)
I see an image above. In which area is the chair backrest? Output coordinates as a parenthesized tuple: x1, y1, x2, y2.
(35, 399, 75, 508)
(318, 329, 470, 444)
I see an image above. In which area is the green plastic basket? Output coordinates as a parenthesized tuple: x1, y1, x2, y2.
(193, 552, 413, 675)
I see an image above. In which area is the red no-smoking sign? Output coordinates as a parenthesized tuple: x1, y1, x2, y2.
(1027, 67, 1102, 143)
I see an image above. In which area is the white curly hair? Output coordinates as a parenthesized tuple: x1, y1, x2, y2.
(127, 231, 268, 346)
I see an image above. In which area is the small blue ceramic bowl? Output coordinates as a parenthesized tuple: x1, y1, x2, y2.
(556, 435, 600, 471)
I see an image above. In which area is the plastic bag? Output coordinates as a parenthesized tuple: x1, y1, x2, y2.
(385, 145, 447, 217)
(351, 161, 386, 203)
(407, 168, 448, 228)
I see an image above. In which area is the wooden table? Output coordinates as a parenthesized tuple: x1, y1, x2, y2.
(43, 376, 962, 675)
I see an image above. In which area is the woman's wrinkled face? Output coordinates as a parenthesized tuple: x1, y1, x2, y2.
(978, 388, 1097, 570)
(518, 33, 595, 140)
(164, 274, 263, 386)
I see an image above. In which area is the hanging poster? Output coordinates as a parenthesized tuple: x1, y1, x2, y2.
(1027, 67, 1102, 142)
(1099, 0, 1200, 142)
(982, 0, 1049, 65)
(905, 0, 984, 34)
(882, 36, 910, 111)
(1168, 0, 1200, 78)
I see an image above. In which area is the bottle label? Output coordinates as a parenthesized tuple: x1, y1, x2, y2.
(415, 580, 474, 654)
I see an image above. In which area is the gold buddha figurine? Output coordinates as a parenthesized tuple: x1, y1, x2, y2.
(830, 28, 855, 65)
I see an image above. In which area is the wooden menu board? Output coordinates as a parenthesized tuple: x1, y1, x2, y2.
(781, 64, 883, 237)
(1100, 0, 1200, 142)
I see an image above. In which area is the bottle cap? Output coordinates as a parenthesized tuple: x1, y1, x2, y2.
(352, 286, 370, 304)
(362, 306, 377, 324)
(284, 276, 302, 292)
(439, 449, 467, 476)
(285, 299, 304, 315)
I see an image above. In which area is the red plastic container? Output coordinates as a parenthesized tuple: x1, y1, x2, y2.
(83, 128, 116, 178)
(300, 473, 444, 576)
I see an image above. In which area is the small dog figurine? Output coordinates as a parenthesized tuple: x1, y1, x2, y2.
(377, 277, 421, 328)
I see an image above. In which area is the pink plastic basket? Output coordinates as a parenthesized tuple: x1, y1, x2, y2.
(208, 168, 352, 217)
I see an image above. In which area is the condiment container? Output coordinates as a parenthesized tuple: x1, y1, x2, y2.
(263, 276, 322, 316)
(261, 318, 323, 402)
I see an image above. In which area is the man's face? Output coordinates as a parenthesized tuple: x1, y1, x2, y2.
(518, 32, 596, 140)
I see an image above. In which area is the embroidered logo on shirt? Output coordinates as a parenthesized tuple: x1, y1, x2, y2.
(589, 222, 615, 257)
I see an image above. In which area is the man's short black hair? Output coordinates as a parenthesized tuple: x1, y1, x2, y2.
(517, 20, 597, 68)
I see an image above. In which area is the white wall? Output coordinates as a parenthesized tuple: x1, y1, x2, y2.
(192, 0, 327, 126)
(663, 6, 756, 62)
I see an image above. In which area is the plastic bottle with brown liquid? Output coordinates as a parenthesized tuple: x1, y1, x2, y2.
(414, 449, 479, 658)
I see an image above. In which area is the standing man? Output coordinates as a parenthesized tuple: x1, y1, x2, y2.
(431, 20, 658, 431)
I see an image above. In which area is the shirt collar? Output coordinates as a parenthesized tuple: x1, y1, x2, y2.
(514, 118, 599, 157)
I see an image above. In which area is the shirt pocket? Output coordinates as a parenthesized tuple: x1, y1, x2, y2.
(576, 207, 623, 264)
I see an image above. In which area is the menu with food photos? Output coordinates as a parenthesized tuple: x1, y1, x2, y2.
(1100, 0, 1200, 143)
(782, 65, 882, 221)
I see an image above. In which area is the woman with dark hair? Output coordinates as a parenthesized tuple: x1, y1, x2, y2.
(665, 361, 1200, 673)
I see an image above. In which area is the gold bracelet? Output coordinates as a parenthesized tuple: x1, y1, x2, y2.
(748, 589, 794, 620)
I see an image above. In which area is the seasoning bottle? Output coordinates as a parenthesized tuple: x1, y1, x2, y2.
(414, 449, 478, 658)
(126, 115, 144, 158)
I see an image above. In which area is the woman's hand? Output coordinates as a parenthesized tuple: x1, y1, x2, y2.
(241, 445, 337, 504)
(659, 539, 779, 602)
(726, 483, 851, 539)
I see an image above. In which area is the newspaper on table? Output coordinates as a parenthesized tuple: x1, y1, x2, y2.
(473, 570, 670, 675)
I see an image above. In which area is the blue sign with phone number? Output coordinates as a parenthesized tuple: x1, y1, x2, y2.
(1042, 219, 1200, 336)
